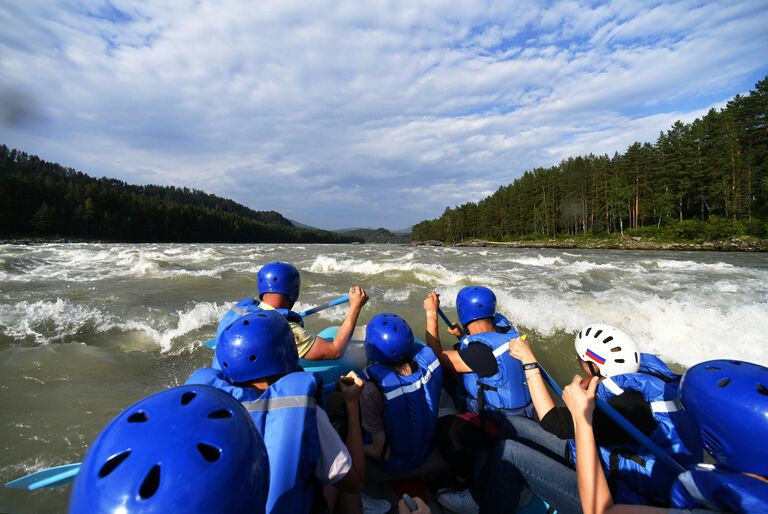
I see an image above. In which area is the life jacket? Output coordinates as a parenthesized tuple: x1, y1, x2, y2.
(215, 298, 303, 342)
(458, 330, 532, 416)
(186, 368, 321, 514)
(567, 354, 703, 505)
(670, 464, 768, 513)
(364, 345, 443, 475)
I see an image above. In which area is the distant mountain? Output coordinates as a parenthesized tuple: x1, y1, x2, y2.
(336, 227, 410, 244)
(0, 144, 361, 244)
(392, 225, 412, 235)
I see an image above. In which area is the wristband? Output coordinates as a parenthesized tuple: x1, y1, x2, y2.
(523, 362, 539, 371)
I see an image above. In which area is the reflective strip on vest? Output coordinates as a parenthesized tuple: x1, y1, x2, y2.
(243, 395, 316, 412)
(601, 377, 625, 396)
(677, 471, 720, 510)
(383, 359, 441, 401)
(650, 400, 681, 413)
(492, 343, 510, 358)
(231, 304, 251, 316)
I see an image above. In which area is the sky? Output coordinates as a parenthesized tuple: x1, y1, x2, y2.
(1, 1, 767, 231)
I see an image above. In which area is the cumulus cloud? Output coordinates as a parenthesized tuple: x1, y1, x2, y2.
(0, 0, 766, 229)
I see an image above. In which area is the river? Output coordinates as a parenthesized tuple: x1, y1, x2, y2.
(1, 243, 767, 513)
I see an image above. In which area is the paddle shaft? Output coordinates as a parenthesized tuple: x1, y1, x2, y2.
(297, 294, 350, 318)
(437, 307, 462, 341)
(538, 367, 686, 475)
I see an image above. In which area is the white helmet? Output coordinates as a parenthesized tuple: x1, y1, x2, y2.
(575, 323, 640, 377)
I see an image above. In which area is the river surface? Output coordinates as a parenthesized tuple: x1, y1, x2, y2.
(1, 243, 767, 513)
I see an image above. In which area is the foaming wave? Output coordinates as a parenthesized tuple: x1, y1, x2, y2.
(0, 298, 228, 353)
(0, 299, 106, 344)
(308, 254, 473, 285)
(641, 259, 736, 272)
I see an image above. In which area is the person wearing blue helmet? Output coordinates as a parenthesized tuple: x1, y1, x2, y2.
(562, 359, 768, 514)
(424, 288, 532, 420)
(216, 261, 369, 361)
(68, 385, 268, 514)
(187, 310, 367, 514)
(360, 313, 443, 476)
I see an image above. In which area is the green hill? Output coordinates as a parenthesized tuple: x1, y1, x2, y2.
(0, 145, 361, 244)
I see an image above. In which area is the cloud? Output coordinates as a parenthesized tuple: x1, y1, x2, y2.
(1, 0, 767, 229)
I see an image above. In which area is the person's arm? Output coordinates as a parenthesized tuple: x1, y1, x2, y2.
(360, 382, 388, 459)
(563, 375, 614, 514)
(509, 336, 556, 420)
(423, 292, 472, 374)
(303, 286, 368, 360)
(334, 371, 365, 493)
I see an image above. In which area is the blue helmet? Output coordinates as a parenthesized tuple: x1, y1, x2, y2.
(365, 313, 415, 364)
(257, 262, 301, 303)
(69, 385, 268, 514)
(680, 359, 768, 475)
(216, 310, 298, 383)
(456, 286, 497, 328)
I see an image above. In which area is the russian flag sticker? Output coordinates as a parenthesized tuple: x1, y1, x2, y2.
(585, 349, 606, 365)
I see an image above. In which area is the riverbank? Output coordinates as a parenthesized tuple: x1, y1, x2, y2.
(413, 236, 768, 252)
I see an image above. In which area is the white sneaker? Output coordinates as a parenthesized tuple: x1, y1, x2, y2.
(362, 492, 391, 514)
(437, 488, 480, 514)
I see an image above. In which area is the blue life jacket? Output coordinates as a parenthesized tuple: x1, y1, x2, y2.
(186, 368, 321, 514)
(567, 354, 703, 506)
(670, 464, 768, 513)
(216, 298, 303, 342)
(458, 329, 532, 416)
(364, 345, 443, 475)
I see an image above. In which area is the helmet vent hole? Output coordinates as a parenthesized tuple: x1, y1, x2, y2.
(730, 361, 742, 365)
(585, 327, 591, 336)
(634, 352, 638, 363)
(594, 329, 603, 338)
(249, 355, 256, 361)
(615, 358, 625, 363)
(138, 465, 161, 499)
(393, 325, 398, 331)
(603, 336, 614, 344)
(208, 408, 233, 419)
(243, 320, 250, 326)
(273, 276, 278, 281)
(705, 365, 721, 370)
(98, 450, 131, 478)
(181, 392, 196, 405)
(382, 321, 389, 325)
(257, 314, 267, 318)
(717, 378, 731, 388)
(196, 443, 222, 463)
(478, 304, 483, 308)
(222, 362, 229, 368)
(757, 384, 768, 396)
(610, 346, 622, 353)
(579, 331, 583, 338)
(127, 411, 148, 423)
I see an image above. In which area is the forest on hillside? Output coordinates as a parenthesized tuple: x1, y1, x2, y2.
(0, 146, 359, 243)
(413, 77, 768, 243)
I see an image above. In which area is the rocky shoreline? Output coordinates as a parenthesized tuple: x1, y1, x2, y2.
(413, 237, 768, 252)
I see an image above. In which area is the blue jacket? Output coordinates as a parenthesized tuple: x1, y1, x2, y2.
(670, 464, 768, 513)
(187, 368, 321, 514)
(568, 354, 703, 505)
(364, 345, 443, 475)
(458, 330, 531, 415)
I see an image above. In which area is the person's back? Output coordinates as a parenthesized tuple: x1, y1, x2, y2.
(215, 261, 368, 361)
(669, 359, 768, 513)
(361, 313, 443, 475)
(188, 310, 366, 513)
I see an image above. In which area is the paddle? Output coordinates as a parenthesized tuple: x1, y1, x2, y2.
(437, 307, 462, 341)
(4, 463, 80, 490)
(204, 294, 351, 350)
